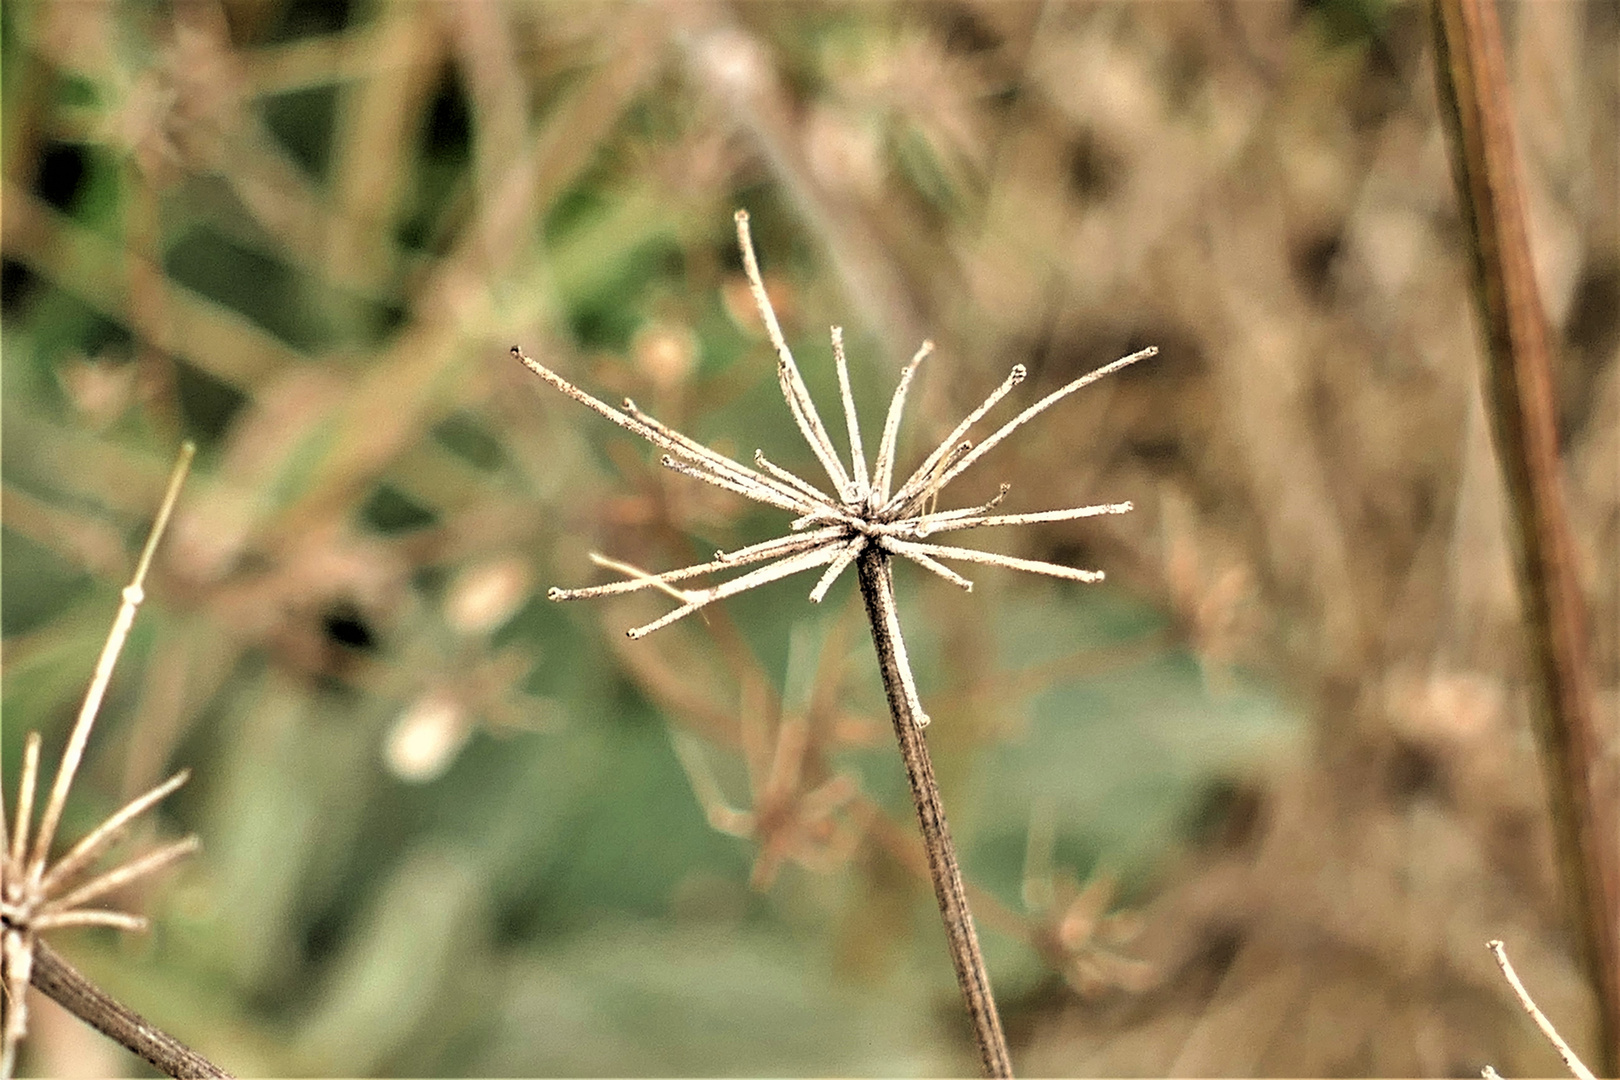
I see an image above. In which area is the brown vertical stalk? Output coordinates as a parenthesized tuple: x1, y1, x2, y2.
(856, 547, 1013, 1078)
(30, 941, 231, 1079)
(1431, 0, 1620, 1072)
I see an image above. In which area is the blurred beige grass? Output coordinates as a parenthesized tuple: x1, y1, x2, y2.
(2, 0, 1615, 1075)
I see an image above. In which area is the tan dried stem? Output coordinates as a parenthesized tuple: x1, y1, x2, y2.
(1488, 939, 1596, 1080)
(1433, 0, 1619, 1069)
(1, 442, 228, 1080)
(856, 548, 1011, 1077)
(25, 443, 194, 886)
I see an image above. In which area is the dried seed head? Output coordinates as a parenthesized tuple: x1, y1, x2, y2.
(515, 213, 1152, 728)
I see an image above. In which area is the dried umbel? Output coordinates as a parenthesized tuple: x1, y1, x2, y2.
(516, 210, 1150, 1078)
(518, 210, 1151, 726)
(1, 446, 199, 1080)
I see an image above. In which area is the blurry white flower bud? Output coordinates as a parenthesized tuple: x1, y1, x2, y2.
(444, 557, 531, 636)
(385, 692, 470, 783)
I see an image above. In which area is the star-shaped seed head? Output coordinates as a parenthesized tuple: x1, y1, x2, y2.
(1, 446, 199, 1080)
(514, 210, 1153, 726)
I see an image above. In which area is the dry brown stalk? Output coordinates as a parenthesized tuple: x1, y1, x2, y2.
(29, 941, 229, 1080)
(856, 549, 1012, 1076)
(1431, 1, 1620, 1072)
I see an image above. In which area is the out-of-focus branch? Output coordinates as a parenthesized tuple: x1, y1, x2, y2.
(667, 3, 928, 364)
(1431, 1, 1620, 1074)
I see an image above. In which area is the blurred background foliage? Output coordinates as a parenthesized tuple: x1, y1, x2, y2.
(1, 0, 1615, 1075)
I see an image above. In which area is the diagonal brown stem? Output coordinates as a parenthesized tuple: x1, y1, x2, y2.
(1431, 1, 1620, 1073)
(855, 547, 1013, 1078)
(28, 939, 230, 1079)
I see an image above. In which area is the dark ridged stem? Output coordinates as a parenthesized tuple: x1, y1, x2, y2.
(1432, 0, 1620, 1072)
(29, 939, 230, 1079)
(855, 547, 1013, 1078)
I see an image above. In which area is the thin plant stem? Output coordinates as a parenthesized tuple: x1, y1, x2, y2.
(870, 341, 934, 508)
(734, 211, 853, 500)
(0, 933, 33, 1080)
(808, 536, 866, 603)
(887, 538, 1105, 584)
(1488, 939, 1596, 1080)
(39, 836, 200, 917)
(855, 547, 1012, 1078)
(27, 911, 148, 932)
(830, 326, 869, 495)
(876, 538, 975, 592)
(754, 450, 838, 506)
(512, 348, 815, 516)
(29, 940, 231, 1079)
(7, 736, 42, 872)
(913, 347, 1155, 507)
(38, 771, 192, 896)
(889, 365, 1026, 511)
(550, 529, 841, 601)
(913, 500, 1134, 535)
(1432, 0, 1620, 1071)
(2, 443, 220, 1080)
(623, 398, 826, 512)
(26, 443, 196, 887)
(624, 543, 842, 640)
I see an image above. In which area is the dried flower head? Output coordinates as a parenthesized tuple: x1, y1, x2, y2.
(1, 446, 198, 1080)
(514, 209, 1152, 726)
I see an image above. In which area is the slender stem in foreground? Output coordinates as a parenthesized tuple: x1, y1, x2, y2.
(855, 547, 1012, 1078)
(28, 940, 231, 1079)
(1488, 939, 1596, 1080)
(27, 443, 195, 887)
(1432, 1, 1619, 1072)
